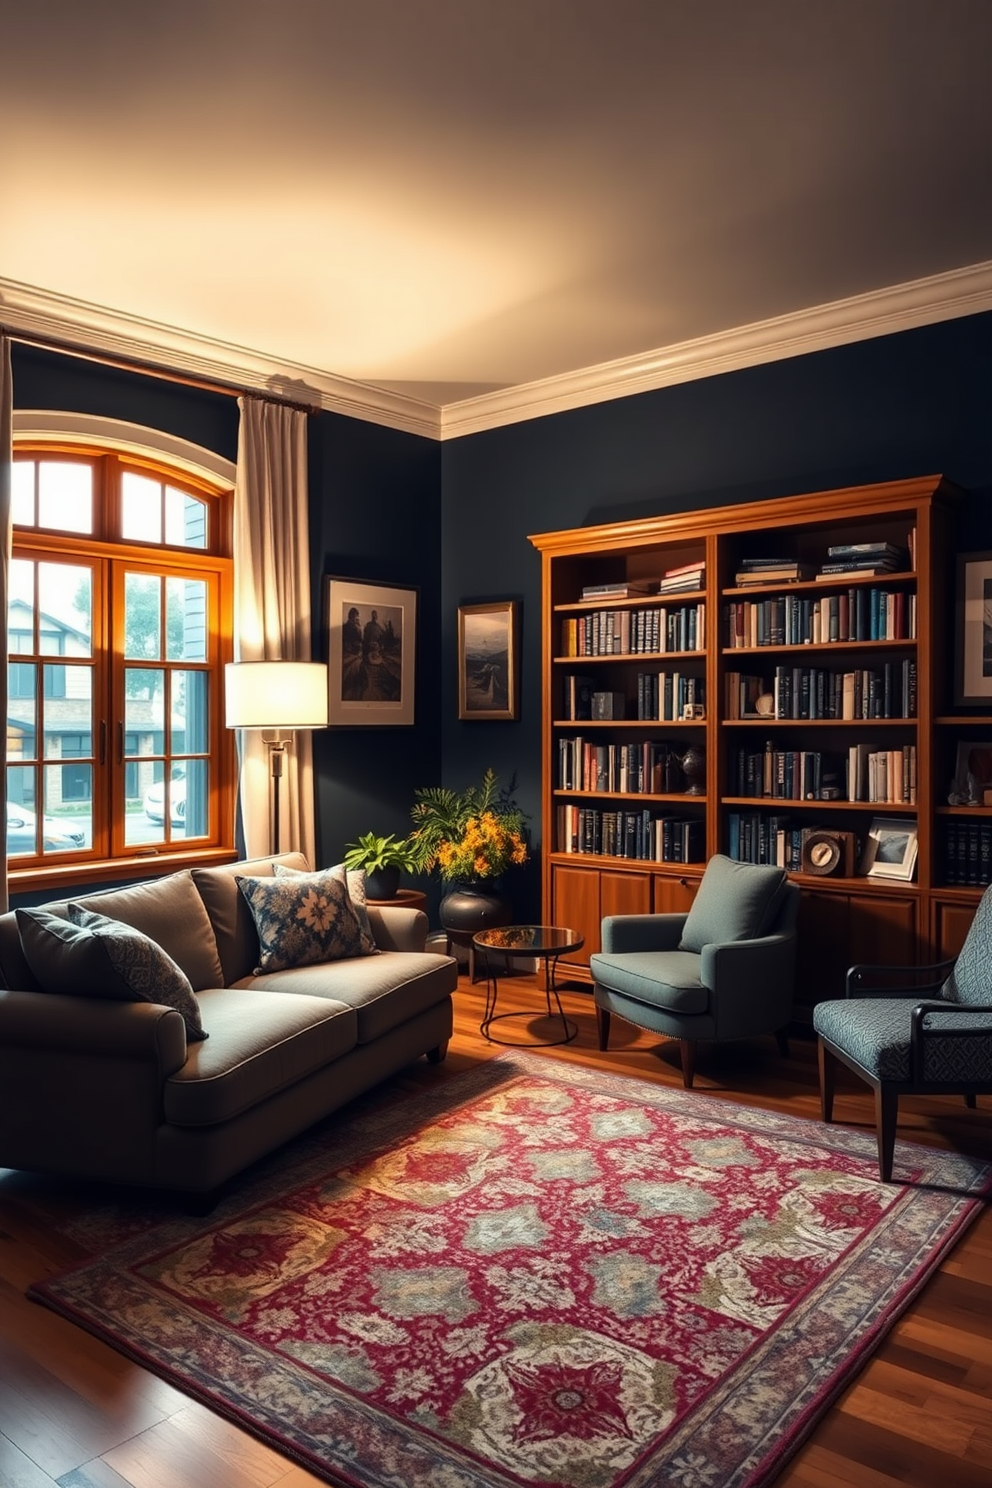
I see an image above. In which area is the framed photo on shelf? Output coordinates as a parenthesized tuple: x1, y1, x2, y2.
(955, 550, 992, 705)
(458, 600, 519, 721)
(863, 817, 919, 881)
(951, 739, 992, 805)
(325, 576, 417, 726)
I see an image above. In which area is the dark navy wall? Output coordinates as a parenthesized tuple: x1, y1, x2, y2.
(308, 411, 442, 869)
(441, 312, 992, 921)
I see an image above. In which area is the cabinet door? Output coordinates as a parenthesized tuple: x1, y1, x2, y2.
(931, 897, 978, 961)
(795, 887, 918, 1015)
(552, 864, 602, 965)
(652, 874, 699, 915)
(847, 891, 917, 968)
(601, 870, 652, 930)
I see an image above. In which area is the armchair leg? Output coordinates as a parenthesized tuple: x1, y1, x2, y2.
(875, 1085, 899, 1183)
(965, 1093, 977, 1109)
(774, 1027, 790, 1059)
(679, 1039, 695, 1089)
(818, 1039, 836, 1124)
(595, 1005, 611, 1051)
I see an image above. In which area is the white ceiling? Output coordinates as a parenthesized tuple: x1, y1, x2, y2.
(3, 0, 992, 431)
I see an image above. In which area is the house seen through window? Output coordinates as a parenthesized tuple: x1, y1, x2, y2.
(7, 449, 234, 874)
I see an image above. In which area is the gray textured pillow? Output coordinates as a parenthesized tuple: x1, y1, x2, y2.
(679, 855, 787, 953)
(16, 906, 207, 1041)
(236, 863, 366, 973)
(274, 861, 379, 955)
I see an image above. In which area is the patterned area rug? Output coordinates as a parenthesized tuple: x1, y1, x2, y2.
(29, 1054, 991, 1488)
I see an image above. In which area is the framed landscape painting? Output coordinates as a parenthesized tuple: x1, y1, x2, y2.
(326, 576, 417, 726)
(458, 600, 519, 720)
(956, 550, 992, 705)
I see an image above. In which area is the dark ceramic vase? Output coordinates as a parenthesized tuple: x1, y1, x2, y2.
(438, 883, 513, 935)
(364, 866, 401, 901)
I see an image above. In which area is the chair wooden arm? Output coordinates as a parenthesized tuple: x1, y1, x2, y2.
(845, 959, 956, 999)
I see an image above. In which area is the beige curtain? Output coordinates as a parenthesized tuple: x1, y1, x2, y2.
(0, 336, 11, 911)
(233, 397, 317, 865)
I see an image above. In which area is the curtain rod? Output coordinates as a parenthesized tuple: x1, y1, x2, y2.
(3, 326, 320, 416)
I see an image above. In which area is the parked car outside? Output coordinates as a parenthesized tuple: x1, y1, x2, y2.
(143, 770, 187, 825)
(6, 803, 86, 854)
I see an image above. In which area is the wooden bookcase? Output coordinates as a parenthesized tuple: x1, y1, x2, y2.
(530, 475, 976, 1019)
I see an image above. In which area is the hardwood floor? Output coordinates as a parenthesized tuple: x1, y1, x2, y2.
(2, 972, 990, 1488)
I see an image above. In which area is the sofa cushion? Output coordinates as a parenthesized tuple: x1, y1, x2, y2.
(275, 861, 379, 955)
(164, 986, 357, 1126)
(237, 864, 367, 973)
(230, 949, 457, 1044)
(69, 871, 224, 991)
(15, 906, 207, 1041)
(191, 852, 309, 985)
(678, 855, 787, 953)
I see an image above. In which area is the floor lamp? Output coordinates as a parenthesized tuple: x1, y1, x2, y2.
(225, 661, 329, 855)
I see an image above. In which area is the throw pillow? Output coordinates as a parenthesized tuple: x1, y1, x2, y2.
(16, 906, 207, 1041)
(274, 861, 379, 956)
(678, 854, 787, 953)
(236, 863, 366, 973)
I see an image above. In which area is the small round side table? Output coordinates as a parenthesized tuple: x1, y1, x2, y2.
(473, 925, 583, 1046)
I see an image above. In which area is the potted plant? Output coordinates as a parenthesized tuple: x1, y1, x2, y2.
(341, 831, 423, 901)
(410, 769, 528, 932)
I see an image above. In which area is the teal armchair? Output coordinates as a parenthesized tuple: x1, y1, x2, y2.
(590, 855, 799, 1087)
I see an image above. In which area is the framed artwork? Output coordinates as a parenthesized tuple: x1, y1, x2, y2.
(458, 600, 519, 721)
(955, 550, 992, 705)
(325, 576, 416, 726)
(863, 817, 919, 881)
(950, 739, 992, 805)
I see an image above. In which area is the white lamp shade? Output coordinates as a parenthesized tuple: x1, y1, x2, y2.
(225, 661, 329, 730)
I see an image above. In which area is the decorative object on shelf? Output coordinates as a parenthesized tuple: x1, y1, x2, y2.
(800, 829, 858, 877)
(679, 742, 706, 795)
(341, 831, 423, 902)
(457, 600, 519, 720)
(863, 818, 919, 880)
(948, 739, 992, 806)
(955, 550, 992, 705)
(325, 575, 417, 727)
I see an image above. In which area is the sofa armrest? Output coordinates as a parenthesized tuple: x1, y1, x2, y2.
(0, 987, 188, 1071)
(367, 905, 429, 953)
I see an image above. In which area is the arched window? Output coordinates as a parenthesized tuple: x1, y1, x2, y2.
(8, 431, 235, 888)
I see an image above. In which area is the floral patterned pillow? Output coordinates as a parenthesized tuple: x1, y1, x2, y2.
(236, 864, 367, 973)
(274, 861, 379, 956)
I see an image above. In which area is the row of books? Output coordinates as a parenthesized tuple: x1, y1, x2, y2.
(557, 737, 688, 794)
(731, 742, 917, 803)
(769, 661, 916, 720)
(579, 562, 707, 600)
(557, 803, 704, 862)
(560, 603, 705, 658)
(636, 672, 704, 721)
(727, 816, 849, 871)
(725, 661, 917, 720)
(942, 821, 992, 887)
(725, 588, 916, 648)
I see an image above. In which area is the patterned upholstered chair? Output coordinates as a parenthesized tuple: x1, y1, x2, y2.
(590, 855, 799, 1088)
(815, 883, 992, 1181)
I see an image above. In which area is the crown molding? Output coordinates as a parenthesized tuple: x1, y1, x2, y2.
(0, 278, 441, 441)
(439, 259, 992, 439)
(4, 262, 992, 446)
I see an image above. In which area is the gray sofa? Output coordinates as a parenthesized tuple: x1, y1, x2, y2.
(0, 853, 456, 1197)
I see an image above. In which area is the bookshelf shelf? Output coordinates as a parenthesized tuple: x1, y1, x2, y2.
(531, 474, 970, 1011)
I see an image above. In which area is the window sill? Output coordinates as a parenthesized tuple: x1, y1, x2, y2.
(8, 845, 241, 899)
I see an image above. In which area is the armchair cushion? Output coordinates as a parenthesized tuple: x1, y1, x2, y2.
(814, 998, 992, 1081)
(678, 855, 787, 953)
(589, 950, 707, 1014)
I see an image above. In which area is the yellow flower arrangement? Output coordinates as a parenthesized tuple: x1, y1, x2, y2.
(410, 770, 529, 884)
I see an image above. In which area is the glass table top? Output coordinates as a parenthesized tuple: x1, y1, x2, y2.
(472, 925, 584, 955)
